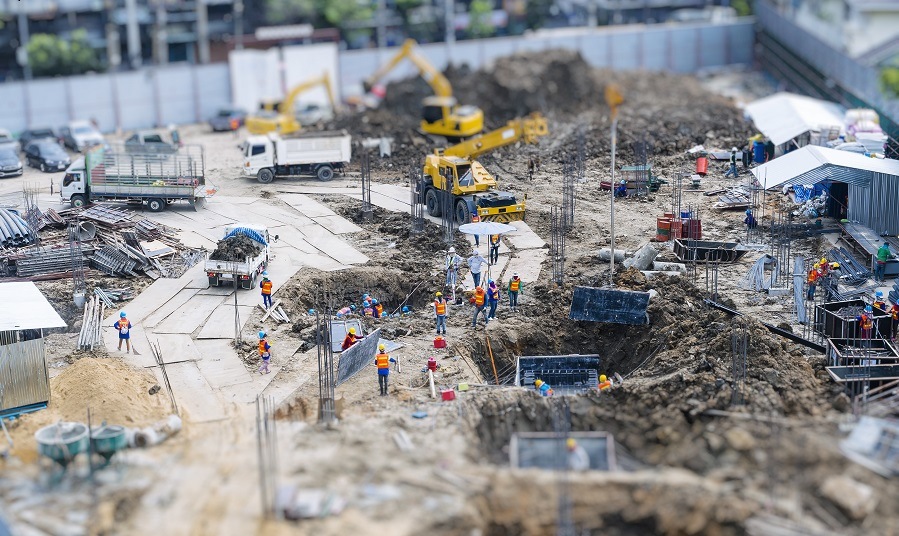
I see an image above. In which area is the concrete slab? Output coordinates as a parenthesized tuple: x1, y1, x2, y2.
(205, 202, 281, 227)
(271, 227, 319, 255)
(244, 202, 315, 227)
(176, 208, 235, 228)
(304, 232, 369, 265)
(312, 214, 363, 235)
(197, 304, 254, 339)
(194, 339, 254, 389)
(197, 285, 238, 296)
(101, 266, 197, 325)
(176, 230, 220, 250)
(505, 249, 546, 283)
(103, 326, 156, 368)
(206, 195, 258, 205)
(151, 333, 203, 363)
(183, 269, 212, 289)
(276, 185, 358, 195)
(154, 361, 227, 423)
(153, 294, 226, 334)
(506, 221, 546, 250)
(278, 193, 337, 218)
(234, 254, 306, 306)
(142, 288, 202, 328)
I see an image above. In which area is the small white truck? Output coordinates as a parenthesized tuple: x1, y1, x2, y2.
(204, 224, 272, 289)
(243, 130, 351, 183)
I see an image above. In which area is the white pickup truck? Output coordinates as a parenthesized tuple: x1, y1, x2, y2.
(243, 130, 351, 183)
(204, 224, 271, 289)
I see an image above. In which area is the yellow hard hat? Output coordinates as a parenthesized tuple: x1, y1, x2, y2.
(348, 327, 356, 334)
(534, 379, 543, 387)
(378, 343, 385, 351)
(600, 374, 607, 382)
(820, 257, 827, 264)
(831, 262, 840, 269)
(435, 291, 443, 297)
(566, 438, 577, 448)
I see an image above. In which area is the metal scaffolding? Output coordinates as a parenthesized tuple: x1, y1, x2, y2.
(576, 125, 586, 183)
(768, 208, 792, 288)
(361, 151, 373, 222)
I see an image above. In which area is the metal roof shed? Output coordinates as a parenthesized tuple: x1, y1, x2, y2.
(750, 146, 899, 234)
(744, 92, 845, 147)
(0, 282, 67, 418)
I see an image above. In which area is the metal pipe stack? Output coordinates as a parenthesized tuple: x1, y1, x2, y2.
(0, 208, 36, 247)
(78, 294, 105, 350)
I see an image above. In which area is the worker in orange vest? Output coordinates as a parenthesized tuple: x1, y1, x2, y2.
(434, 291, 448, 335)
(114, 311, 133, 353)
(472, 286, 487, 328)
(374, 344, 396, 396)
(890, 302, 899, 342)
(507, 272, 523, 312)
(260, 271, 273, 309)
(806, 266, 820, 301)
(598, 374, 613, 391)
(257, 331, 272, 374)
(489, 234, 500, 265)
(342, 327, 361, 351)
(873, 291, 888, 313)
(858, 305, 875, 348)
(372, 299, 384, 318)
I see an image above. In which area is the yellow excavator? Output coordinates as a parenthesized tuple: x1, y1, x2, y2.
(363, 39, 484, 141)
(420, 113, 548, 224)
(245, 72, 337, 135)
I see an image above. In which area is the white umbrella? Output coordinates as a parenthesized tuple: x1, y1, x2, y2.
(458, 222, 517, 281)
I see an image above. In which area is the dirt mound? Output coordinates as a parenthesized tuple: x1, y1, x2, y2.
(6, 356, 171, 463)
(209, 234, 261, 261)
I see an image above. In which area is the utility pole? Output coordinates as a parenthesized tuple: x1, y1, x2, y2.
(17, 11, 32, 80)
(196, 0, 210, 64)
(376, 0, 387, 48)
(154, 0, 169, 65)
(234, 0, 244, 50)
(444, 0, 455, 58)
(124, 0, 142, 68)
(105, 0, 122, 70)
(605, 84, 623, 287)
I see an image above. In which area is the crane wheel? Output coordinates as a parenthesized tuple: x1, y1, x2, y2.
(454, 200, 471, 226)
(425, 188, 442, 217)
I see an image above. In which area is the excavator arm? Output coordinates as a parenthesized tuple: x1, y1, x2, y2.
(279, 72, 337, 117)
(363, 39, 452, 98)
(443, 113, 549, 159)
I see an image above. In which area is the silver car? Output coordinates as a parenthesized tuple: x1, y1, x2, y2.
(0, 147, 23, 178)
(60, 120, 106, 152)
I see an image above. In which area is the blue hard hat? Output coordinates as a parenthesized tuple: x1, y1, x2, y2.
(262, 271, 269, 277)
(372, 299, 378, 304)
(402, 306, 410, 313)
(363, 293, 369, 299)
(258, 331, 265, 339)
(120, 311, 126, 318)
(308, 308, 315, 315)
(866, 305, 873, 312)
(350, 304, 356, 310)
(875, 291, 883, 298)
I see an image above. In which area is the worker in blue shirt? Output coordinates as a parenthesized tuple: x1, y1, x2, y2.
(114, 311, 132, 353)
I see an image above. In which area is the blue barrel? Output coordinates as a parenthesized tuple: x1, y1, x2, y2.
(680, 210, 692, 219)
(753, 141, 766, 163)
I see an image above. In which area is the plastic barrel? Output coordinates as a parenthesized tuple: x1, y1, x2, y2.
(670, 221, 683, 240)
(753, 141, 766, 163)
(680, 210, 692, 219)
(656, 218, 671, 242)
(695, 156, 708, 176)
(685, 219, 703, 239)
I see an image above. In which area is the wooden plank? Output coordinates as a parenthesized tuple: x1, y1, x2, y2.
(260, 299, 282, 322)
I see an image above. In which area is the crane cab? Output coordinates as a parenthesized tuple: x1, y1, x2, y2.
(421, 96, 484, 140)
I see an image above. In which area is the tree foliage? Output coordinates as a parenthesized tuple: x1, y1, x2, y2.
(27, 30, 100, 77)
(524, 0, 552, 30)
(731, 0, 752, 17)
(881, 67, 899, 98)
(265, 0, 318, 24)
(468, 0, 495, 38)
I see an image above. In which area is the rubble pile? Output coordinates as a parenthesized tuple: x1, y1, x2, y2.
(208, 233, 261, 262)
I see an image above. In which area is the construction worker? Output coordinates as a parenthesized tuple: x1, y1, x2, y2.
(507, 272, 523, 311)
(806, 265, 821, 301)
(372, 299, 384, 318)
(487, 280, 500, 320)
(858, 305, 875, 348)
(890, 301, 899, 341)
(615, 179, 627, 198)
(434, 292, 448, 335)
(725, 147, 739, 178)
(598, 374, 613, 391)
(471, 213, 481, 247)
(534, 378, 553, 397)
(374, 344, 397, 396)
(818, 257, 830, 277)
(258, 331, 271, 375)
(566, 438, 590, 471)
(341, 327, 361, 351)
(489, 234, 500, 265)
(472, 286, 488, 327)
(468, 250, 487, 288)
(445, 247, 462, 292)
(743, 209, 757, 230)
(260, 271, 273, 309)
(874, 291, 889, 313)
(114, 311, 133, 353)
(875, 241, 893, 282)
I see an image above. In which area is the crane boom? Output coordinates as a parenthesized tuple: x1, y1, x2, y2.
(443, 113, 549, 159)
(363, 39, 452, 98)
(279, 72, 337, 117)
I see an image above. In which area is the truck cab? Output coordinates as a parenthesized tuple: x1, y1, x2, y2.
(61, 158, 88, 207)
(243, 136, 275, 176)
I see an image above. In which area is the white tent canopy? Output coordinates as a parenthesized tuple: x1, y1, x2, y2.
(750, 145, 899, 190)
(0, 282, 67, 331)
(744, 92, 845, 146)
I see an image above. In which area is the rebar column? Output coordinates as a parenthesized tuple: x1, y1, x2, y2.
(731, 319, 748, 406)
(409, 164, 424, 236)
(561, 155, 575, 233)
(551, 206, 565, 285)
(255, 394, 279, 519)
(68, 222, 86, 307)
(316, 310, 337, 425)
(440, 175, 455, 246)
(361, 151, 373, 222)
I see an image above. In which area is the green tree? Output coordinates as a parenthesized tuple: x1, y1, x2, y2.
(731, 0, 752, 17)
(468, 0, 495, 38)
(265, 0, 318, 24)
(880, 67, 899, 98)
(27, 30, 99, 77)
(524, 0, 552, 30)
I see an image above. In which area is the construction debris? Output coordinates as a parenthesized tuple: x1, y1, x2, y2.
(77, 294, 105, 350)
(209, 234, 261, 261)
(0, 208, 36, 247)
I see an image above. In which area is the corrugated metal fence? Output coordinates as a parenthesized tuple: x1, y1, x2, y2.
(848, 172, 899, 236)
(0, 336, 50, 417)
(0, 20, 754, 134)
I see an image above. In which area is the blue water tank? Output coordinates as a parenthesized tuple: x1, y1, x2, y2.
(753, 141, 766, 163)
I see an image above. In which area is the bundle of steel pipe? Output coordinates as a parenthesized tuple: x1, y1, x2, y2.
(0, 208, 35, 247)
(826, 247, 871, 286)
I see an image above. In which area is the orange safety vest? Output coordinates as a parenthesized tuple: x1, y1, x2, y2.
(510, 279, 520, 292)
(230, 118, 239, 130)
(807, 270, 818, 284)
(258, 339, 270, 356)
(472, 214, 480, 223)
(375, 303, 384, 316)
(490, 234, 499, 245)
(599, 380, 612, 390)
(117, 318, 130, 334)
(861, 314, 874, 331)
(435, 300, 446, 315)
(261, 280, 273, 295)
(376, 352, 390, 369)
(474, 290, 485, 306)
(874, 300, 887, 312)
(892, 306, 899, 320)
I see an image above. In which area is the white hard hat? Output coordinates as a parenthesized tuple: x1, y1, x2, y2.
(731, 147, 738, 152)
(474, 250, 480, 255)
(448, 247, 455, 253)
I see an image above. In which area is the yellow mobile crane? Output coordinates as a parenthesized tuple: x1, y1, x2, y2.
(363, 39, 484, 140)
(245, 72, 337, 135)
(420, 113, 548, 224)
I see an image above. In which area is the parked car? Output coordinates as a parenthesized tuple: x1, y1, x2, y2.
(23, 140, 71, 172)
(209, 107, 247, 132)
(0, 129, 19, 152)
(0, 147, 23, 178)
(124, 131, 178, 154)
(60, 120, 105, 152)
(18, 127, 57, 147)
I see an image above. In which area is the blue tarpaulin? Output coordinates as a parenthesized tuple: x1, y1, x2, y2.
(223, 227, 267, 246)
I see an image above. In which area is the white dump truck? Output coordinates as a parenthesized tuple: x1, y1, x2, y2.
(242, 130, 351, 183)
(61, 145, 212, 211)
(204, 224, 272, 289)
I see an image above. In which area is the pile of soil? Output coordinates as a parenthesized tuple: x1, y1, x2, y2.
(6, 356, 171, 463)
(208, 234, 261, 262)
